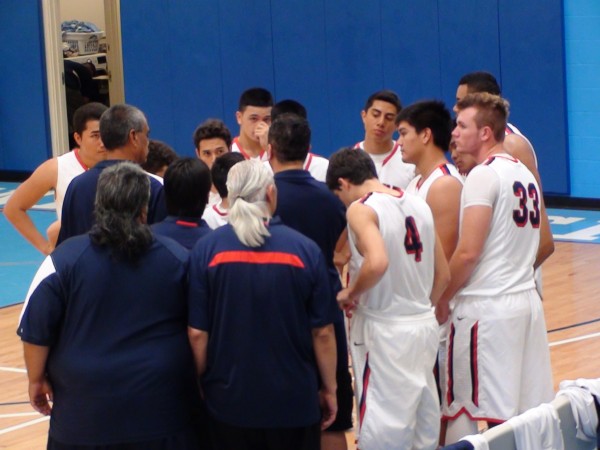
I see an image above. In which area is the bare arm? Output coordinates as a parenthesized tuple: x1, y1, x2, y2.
(188, 327, 209, 376)
(312, 324, 338, 430)
(426, 176, 463, 261)
(435, 205, 492, 324)
(333, 228, 350, 274)
(336, 202, 388, 315)
(4, 159, 58, 255)
(23, 342, 53, 415)
(430, 232, 451, 306)
(504, 134, 554, 268)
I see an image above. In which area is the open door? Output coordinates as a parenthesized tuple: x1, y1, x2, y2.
(42, 0, 125, 158)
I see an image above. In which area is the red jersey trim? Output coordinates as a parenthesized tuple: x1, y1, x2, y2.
(208, 251, 305, 268)
(304, 153, 313, 170)
(73, 148, 89, 171)
(175, 220, 199, 228)
(233, 137, 265, 161)
(212, 204, 228, 217)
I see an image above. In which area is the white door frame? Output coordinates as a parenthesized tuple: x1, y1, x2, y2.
(41, 0, 125, 158)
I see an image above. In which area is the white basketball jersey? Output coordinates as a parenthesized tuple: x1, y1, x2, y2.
(405, 163, 462, 200)
(303, 152, 329, 182)
(231, 137, 269, 162)
(459, 154, 540, 297)
(506, 122, 538, 168)
(56, 150, 87, 220)
(202, 202, 228, 229)
(348, 191, 436, 316)
(354, 141, 415, 189)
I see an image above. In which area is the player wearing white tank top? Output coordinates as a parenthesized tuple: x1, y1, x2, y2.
(455, 71, 554, 295)
(439, 93, 553, 444)
(232, 87, 273, 162)
(4, 103, 107, 255)
(327, 148, 450, 450)
(355, 90, 415, 189)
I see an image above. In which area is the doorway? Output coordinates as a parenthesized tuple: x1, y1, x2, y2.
(41, 0, 125, 158)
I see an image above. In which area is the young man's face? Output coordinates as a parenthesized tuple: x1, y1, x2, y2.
(196, 137, 229, 169)
(361, 100, 398, 144)
(397, 121, 424, 164)
(236, 106, 272, 143)
(450, 141, 477, 175)
(454, 84, 469, 114)
(74, 119, 104, 157)
(452, 107, 482, 159)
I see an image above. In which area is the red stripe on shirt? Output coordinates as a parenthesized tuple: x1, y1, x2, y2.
(208, 251, 305, 268)
(470, 322, 479, 407)
(382, 142, 400, 166)
(359, 353, 371, 429)
(233, 137, 265, 161)
(73, 148, 89, 170)
(175, 220, 199, 228)
(303, 153, 313, 170)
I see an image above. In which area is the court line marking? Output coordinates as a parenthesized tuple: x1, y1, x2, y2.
(549, 331, 600, 347)
(0, 416, 48, 436)
(0, 367, 26, 373)
(0, 412, 40, 418)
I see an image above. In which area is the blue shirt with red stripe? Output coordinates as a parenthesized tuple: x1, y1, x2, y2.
(151, 215, 212, 250)
(188, 217, 336, 428)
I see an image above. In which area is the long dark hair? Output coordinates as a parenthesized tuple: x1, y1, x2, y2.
(89, 162, 152, 261)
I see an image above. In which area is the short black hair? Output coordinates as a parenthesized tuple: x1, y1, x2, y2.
(211, 152, 245, 198)
(163, 157, 211, 218)
(271, 99, 307, 121)
(73, 102, 107, 135)
(395, 100, 453, 151)
(326, 147, 377, 191)
(458, 71, 501, 96)
(193, 118, 232, 150)
(141, 140, 179, 175)
(238, 87, 274, 112)
(364, 90, 402, 112)
(268, 113, 311, 163)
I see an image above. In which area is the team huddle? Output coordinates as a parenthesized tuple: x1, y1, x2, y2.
(9, 71, 555, 450)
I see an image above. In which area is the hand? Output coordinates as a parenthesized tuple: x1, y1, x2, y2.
(29, 379, 53, 416)
(255, 122, 270, 150)
(435, 301, 450, 325)
(337, 288, 358, 318)
(319, 388, 338, 430)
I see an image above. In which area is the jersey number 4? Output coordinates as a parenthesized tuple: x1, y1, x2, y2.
(404, 216, 423, 262)
(513, 181, 540, 228)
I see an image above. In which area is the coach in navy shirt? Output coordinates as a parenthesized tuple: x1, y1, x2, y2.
(18, 163, 198, 449)
(152, 157, 212, 249)
(269, 112, 354, 448)
(57, 104, 167, 245)
(188, 161, 338, 450)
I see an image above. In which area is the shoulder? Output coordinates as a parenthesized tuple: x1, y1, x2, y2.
(152, 233, 189, 263)
(51, 234, 93, 267)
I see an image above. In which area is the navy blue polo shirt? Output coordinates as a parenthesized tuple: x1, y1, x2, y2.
(57, 160, 168, 245)
(18, 234, 196, 445)
(151, 216, 212, 250)
(274, 169, 348, 362)
(188, 218, 336, 428)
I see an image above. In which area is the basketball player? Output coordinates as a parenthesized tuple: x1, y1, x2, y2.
(455, 71, 554, 273)
(259, 99, 330, 182)
(193, 118, 233, 205)
(4, 102, 107, 254)
(354, 90, 415, 189)
(398, 100, 463, 260)
(439, 93, 553, 443)
(232, 87, 273, 162)
(326, 148, 450, 450)
(202, 152, 245, 229)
